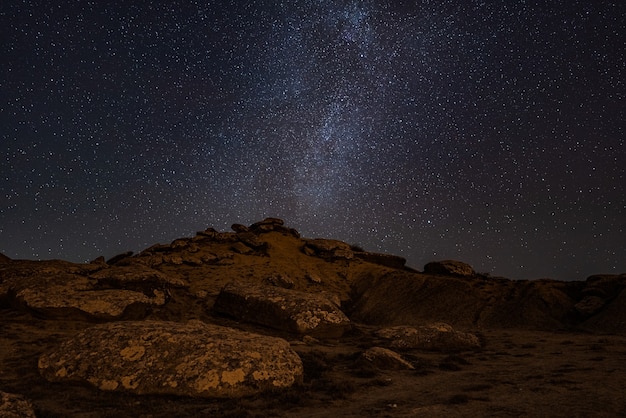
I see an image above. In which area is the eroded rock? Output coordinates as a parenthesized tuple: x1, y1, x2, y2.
(38, 320, 303, 398)
(214, 282, 350, 338)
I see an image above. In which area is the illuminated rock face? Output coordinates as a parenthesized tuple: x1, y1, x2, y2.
(38, 320, 303, 398)
(214, 281, 351, 338)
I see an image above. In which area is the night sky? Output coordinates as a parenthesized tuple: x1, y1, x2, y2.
(2, 1, 624, 280)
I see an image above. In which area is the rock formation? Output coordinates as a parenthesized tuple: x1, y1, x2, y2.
(213, 281, 351, 338)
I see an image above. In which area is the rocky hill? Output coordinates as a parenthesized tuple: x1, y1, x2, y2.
(1, 218, 625, 417)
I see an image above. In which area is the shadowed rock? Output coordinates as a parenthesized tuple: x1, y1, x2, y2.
(38, 320, 303, 398)
(375, 323, 481, 352)
(424, 260, 475, 277)
(0, 391, 37, 418)
(214, 281, 350, 338)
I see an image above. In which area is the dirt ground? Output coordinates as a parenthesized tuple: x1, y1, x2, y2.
(2, 307, 625, 418)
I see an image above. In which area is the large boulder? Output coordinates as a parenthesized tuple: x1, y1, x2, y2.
(375, 323, 481, 352)
(214, 282, 351, 338)
(38, 320, 303, 398)
(0, 391, 36, 418)
(424, 260, 475, 277)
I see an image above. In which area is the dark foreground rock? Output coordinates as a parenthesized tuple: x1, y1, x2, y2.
(0, 391, 37, 418)
(38, 320, 303, 398)
(214, 281, 351, 338)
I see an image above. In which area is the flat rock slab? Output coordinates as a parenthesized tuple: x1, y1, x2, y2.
(214, 282, 351, 338)
(7, 273, 165, 320)
(38, 320, 303, 398)
(376, 323, 481, 352)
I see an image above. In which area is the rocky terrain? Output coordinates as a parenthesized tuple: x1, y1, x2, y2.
(1, 218, 625, 417)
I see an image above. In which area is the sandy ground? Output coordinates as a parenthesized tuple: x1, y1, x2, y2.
(2, 307, 626, 417)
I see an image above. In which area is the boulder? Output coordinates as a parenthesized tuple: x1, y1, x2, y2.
(0, 253, 12, 264)
(0, 391, 36, 418)
(424, 260, 475, 277)
(214, 282, 351, 338)
(303, 239, 354, 260)
(574, 295, 606, 317)
(375, 323, 481, 352)
(359, 347, 415, 370)
(38, 320, 303, 398)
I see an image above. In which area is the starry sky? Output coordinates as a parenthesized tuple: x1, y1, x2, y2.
(1, 1, 624, 280)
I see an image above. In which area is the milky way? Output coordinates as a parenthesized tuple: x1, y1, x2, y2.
(2, 1, 624, 280)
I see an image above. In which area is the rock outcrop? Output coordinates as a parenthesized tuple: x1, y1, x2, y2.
(38, 320, 303, 398)
(375, 323, 481, 352)
(424, 260, 475, 277)
(1, 262, 167, 320)
(213, 281, 351, 338)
